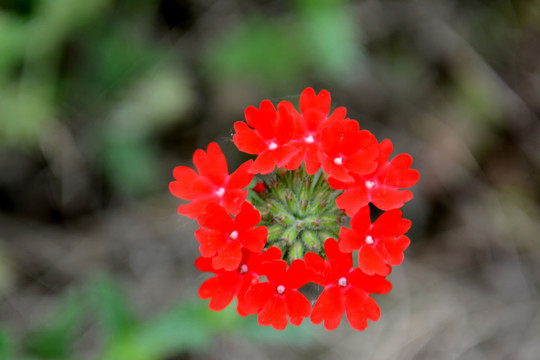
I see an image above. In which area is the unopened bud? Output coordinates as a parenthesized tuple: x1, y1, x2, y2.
(266, 224, 283, 241)
(282, 227, 299, 245)
(288, 241, 304, 262)
(302, 230, 320, 251)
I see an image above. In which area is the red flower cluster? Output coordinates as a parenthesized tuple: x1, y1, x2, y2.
(170, 88, 419, 331)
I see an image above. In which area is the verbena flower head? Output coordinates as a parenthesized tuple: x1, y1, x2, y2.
(170, 87, 419, 331)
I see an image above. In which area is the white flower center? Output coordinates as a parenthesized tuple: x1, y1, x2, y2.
(229, 230, 238, 240)
(215, 187, 225, 197)
(276, 285, 286, 294)
(365, 180, 376, 189)
(304, 135, 314, 143)
(366, 235, 374, 245)
(239, 264, 248, 274)
(268, 142, 278, 150)
(334, 157, 343, 165)
(338, 277, 348, 287)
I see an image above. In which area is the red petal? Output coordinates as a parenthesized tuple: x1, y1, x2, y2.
(358, 246, 390, 276)
(327, 176, 351, 190)
(177, 198, 215, 219)
(346, 148, 379, 175)
(303, 108, 326, 132)
(350, 206, 371, 234)
(327, 106, 347, 122)
(212, 241, 243, 271)
(370, 209, 411, 238)
(304, 145, 322, 174)
(321, 155, 354, 183)
(401, 167, 420, 188)
(199, 272, 240, 311)
(338, 227, 363, 253)
(344, 287, 380, 331)
(197, 203, 235, 231)
(258, 295, 288, 330)
(234, 202, 261, 229)
(244, 100, 277, 140)
(227, 160, 254, 189)
(304, 252, 327, 285)
(249, 247, 282, 274)
(195, 228, 226, 258)
(324, 238, 353, 275)
(300, 88, 331, 115)
(233, 122, 266, 154)
(319, 122, 341, 155)
(335, 187, 369, 216)
(385, 154, 419, 188)
(286, 259, 313, 289)
(284, 150, 304, 171)
(376, 139, 393, 164)
(249, 151, 276, 174)
(188, 177, 214, 198)
(193, 142, 228, 185)
(384, 235, 410, 265)
(169, 167, 198, 199)
(311, 285, 344, 330)
(273, 145, 300, 168)
(222, 189, 248, 216)
(276, 102, 296, 144)
(195, 256, 213, 272)
(245, 282, 274, 314)
(371, 188, 413, 210)
(236, 273, 259, 317)
(241, 226, 267, 253)
(299, 87, 316, 113)
(338, 121, 362, 154)
(260, 259, 288, 285)
(348, 268, 392, 294)
(285, 290, 312, 326)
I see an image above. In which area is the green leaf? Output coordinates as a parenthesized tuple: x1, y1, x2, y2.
(30, 0, 112, 57)
(0, 84, 54, 146)
(206, 19, 305, 87)
(0, 329, 12, 360)
(88, 276, 138, 342)
(297, 0, 363, 79)
(96, 136, 162, 197)
(24, 291, 83, 360)
(100, 302, 243, 360)
(91, 29, 165, 93)
(0, 13, 27, 77)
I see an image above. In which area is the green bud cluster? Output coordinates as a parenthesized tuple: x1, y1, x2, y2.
(249, 165, 347, 263)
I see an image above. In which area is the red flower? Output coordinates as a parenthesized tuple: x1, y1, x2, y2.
(172, 88, 419, 332)
(196, 247, 282, 316)
(252, 181, 266, 193)
(195, 202, 268, 270)
(233, 100, 298, 174)
(319, 119, 379, 183)
(284, 88, 348, 174)
(245, 259, 313, 330)
(329, 139, 420, 214)
(169, 142, 254, 219)
(305, 239, 392, 331)
(339, 206, 411, 276)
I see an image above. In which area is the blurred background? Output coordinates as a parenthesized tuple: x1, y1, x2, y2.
(0, 0, 539, 359)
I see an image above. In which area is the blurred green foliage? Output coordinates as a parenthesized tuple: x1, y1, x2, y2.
(0, 0, 363, 198)
(0, 330, 11, 360)
(207, 0, 362, 87)
(25, 292, 82, 359)
(2, 0, 539, 359)
(1, 275, 312, 360)
(0, 0, 193, 197)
